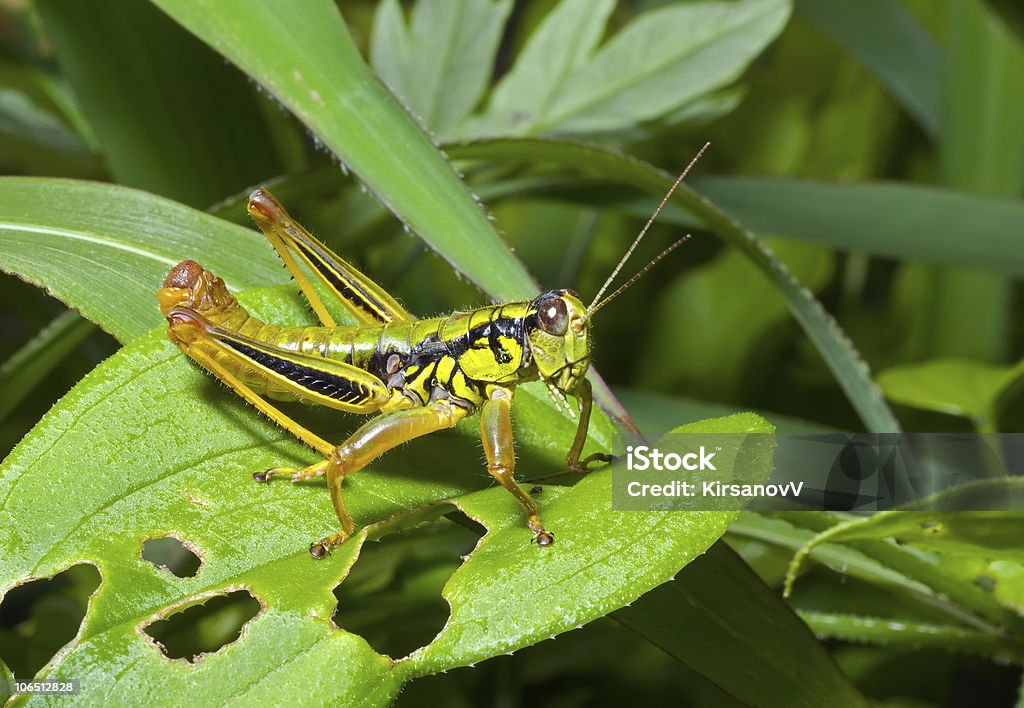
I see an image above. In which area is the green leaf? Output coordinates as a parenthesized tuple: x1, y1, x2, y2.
(734, 512, 1024, 635)
(0, 87, 89, 154)
(922, 0, 1024, 362)
(0, 286, 616, 702)
(517, 0, 792, 135)
(150, 0, 537, 301)
(0, 178, 289, 343)
(798, 611, 1022, 662)
(0, 310, 94, 424)
(613, 543, 867, 707)
(729, 512, 941, 595)
(35, 0, 291, 207)
(796, 0, 941, 136)
(466, 0, 616, 137)
(449, 138, 901, 433)
(793, 510, 1024, 564)
(785, 505, 1024, 597)
(0, 659, 11, 703)
(399, 413, 774, 676)
(369, 0, 512, 140)
(693, 177, 1024, 277)
(878, 358, 1024, 428)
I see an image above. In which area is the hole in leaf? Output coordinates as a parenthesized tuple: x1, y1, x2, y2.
(0, 564, 101, 679)
(144, 590, 261, 662)
(141, 536, 202, 578)
(333, 513, 481, 659)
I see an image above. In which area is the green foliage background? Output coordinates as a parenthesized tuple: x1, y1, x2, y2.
(1, 0, 1023, 705)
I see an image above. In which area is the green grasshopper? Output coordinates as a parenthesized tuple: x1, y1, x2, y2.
(157, 147, 705, 557)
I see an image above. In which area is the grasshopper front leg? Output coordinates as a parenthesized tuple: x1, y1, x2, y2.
(565, 378, 614, 473)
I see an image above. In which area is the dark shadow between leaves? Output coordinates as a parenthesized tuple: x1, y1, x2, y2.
(0, 563, 101, 679)
(141, 535, 202, 578)
(143, 590, 261, 663)
(333, 513, 482, 660)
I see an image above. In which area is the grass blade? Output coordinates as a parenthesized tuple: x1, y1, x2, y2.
(450, 138, 901, 433)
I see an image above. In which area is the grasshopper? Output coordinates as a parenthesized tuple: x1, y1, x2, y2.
(157, 147, 705, 557)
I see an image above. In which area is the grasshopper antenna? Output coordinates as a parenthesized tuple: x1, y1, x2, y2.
(587, 142, 709, 318)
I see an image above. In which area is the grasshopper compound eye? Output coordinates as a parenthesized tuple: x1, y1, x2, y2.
(537, 297, 568, 336)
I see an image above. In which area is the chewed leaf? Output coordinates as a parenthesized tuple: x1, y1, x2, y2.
(0, 285, 619, 702)
(401, 414, 774, 675)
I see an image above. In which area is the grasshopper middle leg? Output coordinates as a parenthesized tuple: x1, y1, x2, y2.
(481, 387, 553, 546)
(283, 401, 469, 557)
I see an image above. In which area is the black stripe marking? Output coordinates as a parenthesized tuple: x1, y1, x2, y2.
(294, 239, 386, 322)
(444, 316, 525, 361)
(226, 340, 371, 404)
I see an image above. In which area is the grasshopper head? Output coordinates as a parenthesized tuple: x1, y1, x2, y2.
(157, 260, 237, 317)
(526, 290, 590, 396)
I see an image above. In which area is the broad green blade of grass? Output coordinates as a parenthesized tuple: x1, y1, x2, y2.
(0, 178, 289, 343)
(149, 0, 537, 301)
(0, 87, 89, 155)
(205, 164, 1024, 277)
(449, 138, 901, 433)
(613, 543, 866, 707)
(924, 0, 1024, 362)
(0, 310, 93, 424)
(691, 177, 1024, 277)
(370, 0, 512, 141)
(35, 0, 292, 208)
(0, 660, 11, 704)
(796, 0, 941, 136)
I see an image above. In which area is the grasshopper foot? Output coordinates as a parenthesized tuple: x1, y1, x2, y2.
(527, 515, 554, 547)
(568, 452, 615, 474)
(256, 462, 328, 484)
(310, 531, 350, 558)
(254, 467, 291, 483)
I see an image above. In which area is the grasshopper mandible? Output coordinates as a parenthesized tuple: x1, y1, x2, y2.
(157, 146, 706, 557)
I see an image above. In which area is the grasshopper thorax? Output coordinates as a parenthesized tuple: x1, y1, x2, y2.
(526, 289, 590, 396)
